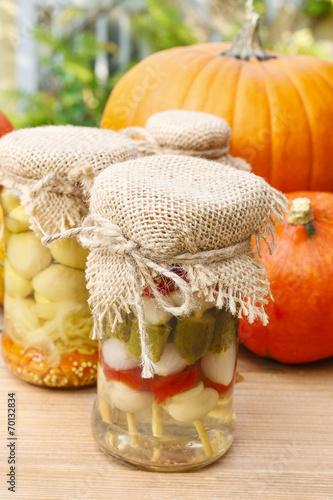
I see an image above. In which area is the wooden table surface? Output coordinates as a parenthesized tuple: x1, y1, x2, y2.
(0, 308, 332, 500)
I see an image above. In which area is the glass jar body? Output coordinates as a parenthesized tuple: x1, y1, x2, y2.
(92, 301, 237, 471)
(0, 188, 97, 388)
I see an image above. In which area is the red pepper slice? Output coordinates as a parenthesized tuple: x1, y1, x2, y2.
(142, 275, 176, 298)
(151, 364, 200, 404)
(142, 265, 189, 298)
(202, 370, 235, 394)
(101, 356, 152, 391)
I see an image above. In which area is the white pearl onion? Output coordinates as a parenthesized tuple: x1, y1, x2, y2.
(102, 338, 140, 371)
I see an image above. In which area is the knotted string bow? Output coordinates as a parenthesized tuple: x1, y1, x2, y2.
(43, 215, 252, 377)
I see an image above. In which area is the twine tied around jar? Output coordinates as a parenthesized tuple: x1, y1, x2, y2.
(43, 215, 263, 378)
(120, 110, 251, 172)
(43, 154, 287, 378)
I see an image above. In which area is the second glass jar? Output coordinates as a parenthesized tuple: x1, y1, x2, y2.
(1, 188, 97, 388)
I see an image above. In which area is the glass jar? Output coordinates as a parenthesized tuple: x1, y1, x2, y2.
(92, 286, 237, 471)
(0, 188, 97, 388)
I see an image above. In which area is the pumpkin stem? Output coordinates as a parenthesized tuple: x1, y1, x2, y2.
(287, 198, 315, 226)
(220, 0, 275, 61)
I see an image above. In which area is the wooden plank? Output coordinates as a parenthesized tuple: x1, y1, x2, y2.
(0, 314, 332, 499)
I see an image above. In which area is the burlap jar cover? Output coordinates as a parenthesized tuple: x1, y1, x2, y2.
(0, 125, 138, 236)
(121, 110, 251, 172)
(45, 154, 287, 378)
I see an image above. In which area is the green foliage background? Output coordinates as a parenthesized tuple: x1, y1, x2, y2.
(3, 0, 333, 129)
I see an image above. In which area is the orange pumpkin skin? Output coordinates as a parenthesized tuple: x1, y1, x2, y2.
(101, 43, 333, 193)
(0, 111, 13, 139)
(239, 192, 333, 364)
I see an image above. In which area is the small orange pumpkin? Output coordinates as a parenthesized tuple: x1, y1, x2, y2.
(239, 192, 333, 363)
(101, 8, 333, 193)
(0, 111, 14, 139)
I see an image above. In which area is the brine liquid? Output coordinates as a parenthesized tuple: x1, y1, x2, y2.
(1, 188, 97, 388)
(92, 392, 236, 472)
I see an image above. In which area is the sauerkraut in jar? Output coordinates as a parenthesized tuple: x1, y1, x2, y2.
(92, 272, 237, 471)
(1, 188, 97, 387)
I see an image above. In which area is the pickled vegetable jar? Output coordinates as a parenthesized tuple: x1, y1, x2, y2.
(93, 284, 238, 471)
(0, 125, 138, 387)
(74, 153, 285, 470)
(1, 187, 97, 387)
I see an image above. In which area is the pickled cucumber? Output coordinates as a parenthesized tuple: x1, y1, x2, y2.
(0, 189, 20, 214)
(32, 263, 88, 302)
(5, 205, 30, 233)
(173, 311, 215, 365)
(7, 232, 52, 279)
(209, 309, 238, 354)
(50, 238, 88, 270)
(105, 315, 132, 342)
(4, 259, 32, 298)
(128, 319, 171, 362)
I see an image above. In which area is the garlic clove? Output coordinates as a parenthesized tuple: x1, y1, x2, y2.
(32, 263, 88, 302)
(0, 189, 20, 214)
(207, 390, 233, 420)
(154, 343, 187, 376)
(4, 259, 32, 298)
(167, 382, 204, 403)
(109, 380, 154, 413)
(201, 343, 237, 386)
(102, 338, 140, 371)
(5, 205, 30, 233)
(7, 232, 52, 279)
(142, 296, 173, 325)
(166, 386, 219, 423)
(50, 238, 88, 270)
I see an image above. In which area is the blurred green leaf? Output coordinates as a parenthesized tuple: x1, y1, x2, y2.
(303, 0, 333, 18)
(132, 0, 198, 52)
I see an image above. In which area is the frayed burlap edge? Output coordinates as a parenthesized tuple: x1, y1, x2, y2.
(43, 188, 287, 378)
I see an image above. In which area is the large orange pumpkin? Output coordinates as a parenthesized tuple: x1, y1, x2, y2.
(102, 10, 333, 193)
(0, 111, 14, 305)
(238, 192, 333, 364)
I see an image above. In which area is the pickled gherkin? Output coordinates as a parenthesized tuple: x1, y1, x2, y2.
(209, 309, 238, 354)
(174, 310, 216, 365)
(128, 319, 171, 362)
(105, 315, 133, 343)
